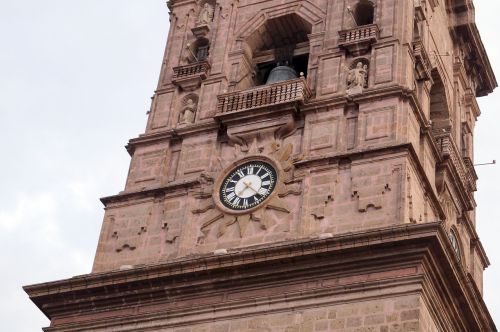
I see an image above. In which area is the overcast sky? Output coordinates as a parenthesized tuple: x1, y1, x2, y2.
(0, 1, 498, 331)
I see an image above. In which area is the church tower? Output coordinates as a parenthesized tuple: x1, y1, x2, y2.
(25, 0, 497, 331)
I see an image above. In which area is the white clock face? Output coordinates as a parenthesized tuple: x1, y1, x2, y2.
(220, 161, 277, 211)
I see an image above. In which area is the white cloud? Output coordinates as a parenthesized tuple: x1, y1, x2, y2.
(68, 179, 98, 212)
(0, 1, 498, 331)
(0, 192, 57, 231)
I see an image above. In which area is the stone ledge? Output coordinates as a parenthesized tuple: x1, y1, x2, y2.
(127, 120, 220, 155)
(100, 178, 200, 206)
(25, 222, 496, 331)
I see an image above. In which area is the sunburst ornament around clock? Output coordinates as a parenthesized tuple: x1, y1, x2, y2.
(219, 161, 278, 211)
(193, 142, 302, 241)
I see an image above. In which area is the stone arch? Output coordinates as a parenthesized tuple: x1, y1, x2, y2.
(187, 37, 210, 62)
(353, 0, 376, 26)
(233, 2, 325, 51)
(181, 93, 199, 106)
(226, 2, 325, 91)
(429, 68, 452, 133)
(232, 13, 315, 89)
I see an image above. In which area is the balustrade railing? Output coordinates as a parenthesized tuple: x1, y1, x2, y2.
(339, 24, 379, 46)
(463, 157, 478, 192)
(172, 61, 210, 80)
(413, 39, 432, 81)
(435, 133, 476, 193)
(217, 78, 311, 114)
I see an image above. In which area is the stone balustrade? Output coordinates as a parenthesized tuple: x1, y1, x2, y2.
(413, 39, 433, 82)
(463, 157, 478, 192)
(172, 61, 210, 91)
(216, 78, 311, 114)
(435, 132, 476, 193)
(338, 24, 379, 56)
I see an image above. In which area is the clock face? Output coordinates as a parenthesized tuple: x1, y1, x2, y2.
(220, 161, 277, 211)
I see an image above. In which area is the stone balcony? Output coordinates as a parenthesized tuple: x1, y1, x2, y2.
(172, 61, 210, 91)
(215, 78, 311, 147)
(338, 24, 379, 56)
(216, 78, 311, 115)
(434, 132, 477, 195)
(463, 157, 478, 192)
(413, 39, 433, 82)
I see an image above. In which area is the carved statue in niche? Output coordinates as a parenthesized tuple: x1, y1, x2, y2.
(347, 62, 368, 90)
(178, 98, 197, 125)
(197, 3, 214, 25)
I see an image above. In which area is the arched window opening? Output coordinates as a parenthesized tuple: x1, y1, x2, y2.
(354, 1, 375, 26)
(429, 70, 451, 133)
(186, 37, 210, 63)
(244, 13, 312, 87)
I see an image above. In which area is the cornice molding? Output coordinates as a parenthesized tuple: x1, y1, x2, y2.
(24, 222, 496, 331)
(100, 178, 200, 206)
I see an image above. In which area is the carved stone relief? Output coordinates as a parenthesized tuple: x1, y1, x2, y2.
(346, 60, 369, 95)
(197, 3, 214, 25)
(192, 140, 302, 245)
(178, 95, 198, 126)
(162, 222, 179, 245)
(109, 210, 150, 253)
(351, 165, 397, 213)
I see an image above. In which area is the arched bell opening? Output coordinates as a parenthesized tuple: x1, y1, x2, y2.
(244, 13, 312, 87)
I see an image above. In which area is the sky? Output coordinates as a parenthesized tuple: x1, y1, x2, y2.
(0, 1, 498, 331)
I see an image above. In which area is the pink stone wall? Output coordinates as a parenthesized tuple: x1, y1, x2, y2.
(166, 296, 424, 332)
(92, 0, 490, 297)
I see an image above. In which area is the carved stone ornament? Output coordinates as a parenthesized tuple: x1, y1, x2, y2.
(178, 97, 197, 125)
(192, 141, 302, 242)
(346, 61, 368, 95)
(197, 3, 214, 25)
(109, 216, 148, 253)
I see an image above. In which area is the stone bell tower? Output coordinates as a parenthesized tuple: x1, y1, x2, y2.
(25, 0, 497, 331)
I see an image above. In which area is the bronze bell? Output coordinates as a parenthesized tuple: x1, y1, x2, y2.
(265, 64, 298, 85)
